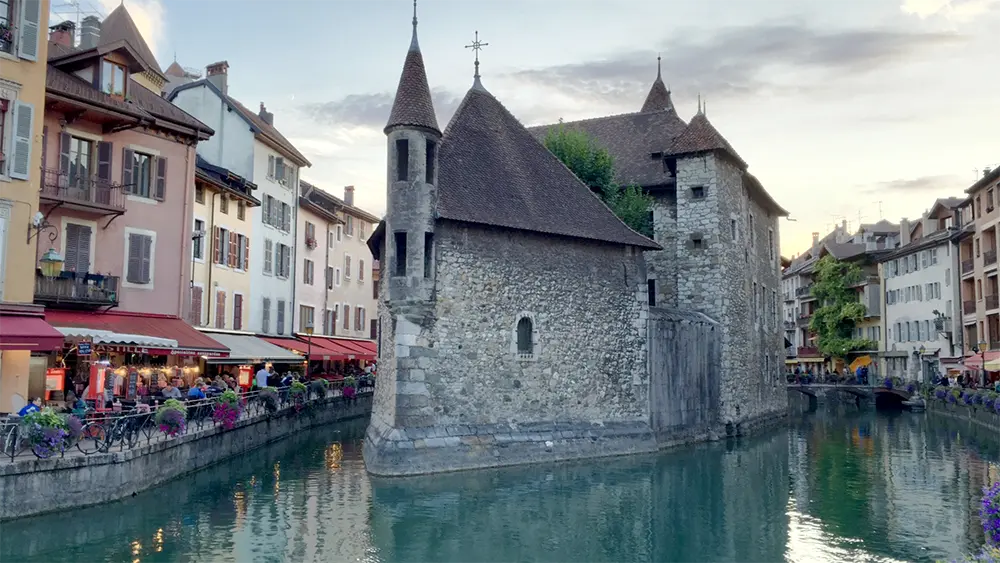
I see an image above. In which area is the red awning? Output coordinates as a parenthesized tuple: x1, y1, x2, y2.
(307, 337, 376, 360)
(259, 337, 347, 361)
(44, 310, 228, 357)
(965, 351, 1000, 369)
(0, 313, 64, 351)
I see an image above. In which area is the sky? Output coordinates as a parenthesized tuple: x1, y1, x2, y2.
(55, 0, 999, 256)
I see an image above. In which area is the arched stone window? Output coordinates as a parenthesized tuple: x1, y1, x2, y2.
(511, 312, 538, 360)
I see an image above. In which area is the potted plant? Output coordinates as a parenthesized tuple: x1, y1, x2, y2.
(213, 389, 243, 430)
(260, 387, 280, 413)
(22, 408, 71, 459)
(305, 236, 317, 249)
(290, 381, 308, 412)
(155, 399, 187, 437)
(309, 378, 329, 399)
(343, 376, 357, 401)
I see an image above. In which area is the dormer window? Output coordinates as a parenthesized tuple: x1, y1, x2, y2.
(101, 59, 128, 98)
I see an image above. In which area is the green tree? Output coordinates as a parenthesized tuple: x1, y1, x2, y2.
(543, 125, 653, 237)
(808, 255, 877, 358)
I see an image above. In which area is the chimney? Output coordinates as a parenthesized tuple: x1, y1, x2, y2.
(79, 15, 101, 49)
(258, 102, 274, 126)
(811, 232, 819, 246)
(344, 185, 355, 207)
(49, 21, 75, 47)
(205, 61, 229, 95)
(899, 217, 911, 246)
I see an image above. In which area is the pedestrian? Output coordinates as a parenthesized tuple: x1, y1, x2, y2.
(255, 364, 269, 390)
(17, 397, 42, 417)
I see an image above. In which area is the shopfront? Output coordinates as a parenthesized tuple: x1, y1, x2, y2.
(198, 330, 303, 388)
(0, 304, 65, 412)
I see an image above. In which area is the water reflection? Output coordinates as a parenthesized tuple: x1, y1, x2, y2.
(1, 409, 998, 563)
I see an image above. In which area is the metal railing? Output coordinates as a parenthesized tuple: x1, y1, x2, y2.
(0, 380, 373, 462)
(39, 168, 127, 212)
(797, 314, 812, 328)
(795, 286, 813, 297)
(34, 272, 120, 306)
(964, 300, 977, 315)
(962, 259, 975, 275)
(987, 294, 1000, 311)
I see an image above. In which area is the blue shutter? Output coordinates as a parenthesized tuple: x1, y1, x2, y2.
(9, 101, 34, 180)
(17, 0, 42, 61)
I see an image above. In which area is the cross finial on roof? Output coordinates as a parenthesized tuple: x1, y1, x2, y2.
(408, 0, 420, 51)
(465, 30, 489, 86)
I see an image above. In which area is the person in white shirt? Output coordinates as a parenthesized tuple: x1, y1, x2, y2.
(255, 365, 269, 389)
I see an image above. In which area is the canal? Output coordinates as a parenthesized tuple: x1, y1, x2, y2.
(3, 407, 998, 563)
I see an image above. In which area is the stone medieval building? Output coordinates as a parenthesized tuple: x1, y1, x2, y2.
(365, 10, 790, 476)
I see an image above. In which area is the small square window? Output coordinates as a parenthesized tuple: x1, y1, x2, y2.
(691, 186, 705, 199)
(692, 237, 704, 249)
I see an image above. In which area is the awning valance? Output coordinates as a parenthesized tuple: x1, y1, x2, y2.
(0, 313, 64, 352)
(200, 333, 302, 364)
(55, 327, 178, 348)
(44, 310, 228, 357)
(299, 335, 376, 361)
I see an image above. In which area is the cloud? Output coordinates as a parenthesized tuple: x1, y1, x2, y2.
(504, 21, 964, 105)
(865, 174, 965, 194)
(300, 89, 464, 130)
(97, 0, 166, 62)
(901, 0, 1000, 22)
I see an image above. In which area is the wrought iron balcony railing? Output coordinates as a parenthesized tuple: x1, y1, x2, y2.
(39, 168, 127, 213)
(35, 272, 120, 307)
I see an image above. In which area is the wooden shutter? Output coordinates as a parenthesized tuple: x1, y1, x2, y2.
(191, 286, 203, 325)
(127, 233, 142, 283)
(57, 132, 71, 176)
(9, 101, 34, 180)
(354, 307, 360, 331)
(17, 0, 42, 61)
(359, 259, 365, 281)
(73, 224, 92, 273)
(213, 227, 221, 264)
(243, 236, 250, 270)
(41, 125, 48, 172)
(283, 245, 290, 277)
(228, 231, 237, 267)
(233, 294, 243, 330)
(122, 148, 134, 193)
(64, 224, 80, 273)
(343, 305, 350, 329)
(262, 298, 270, 333)
(140, 235, 152, 283)
(154, 157, 167, 200)
(215, 291, 226, 329)
(97, 141, 113, 182)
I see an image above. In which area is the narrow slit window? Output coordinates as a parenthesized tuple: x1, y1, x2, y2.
(647, 279, 656, 306)
(394, 231, 407, 276)
(395, 139, 409, 181)
(424, 232, 434, 278)
(516, 317, 533, 355)
(425, 140, 436, 184)
(691, 186, 705, 199)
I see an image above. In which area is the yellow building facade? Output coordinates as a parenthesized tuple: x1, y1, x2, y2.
(1, 0, 52, 411)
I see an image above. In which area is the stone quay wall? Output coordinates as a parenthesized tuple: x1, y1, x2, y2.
(0, 394, 372, 521)
(926, 400, 1000, 432)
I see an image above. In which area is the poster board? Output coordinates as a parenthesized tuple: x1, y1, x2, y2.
(126, 369, 139, 400)
(45, 368, 66, 400)
(238, 365, 252, 389)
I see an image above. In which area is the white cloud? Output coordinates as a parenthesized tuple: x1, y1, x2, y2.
(97, 0, 166, 62)
(901, 0, 999, 22)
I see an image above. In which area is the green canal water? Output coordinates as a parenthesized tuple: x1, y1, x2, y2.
(3, 408, 999, 563)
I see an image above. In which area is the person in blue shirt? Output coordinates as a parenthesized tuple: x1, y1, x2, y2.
(187, 379, 206, 400)
(18, 397, 42, 417)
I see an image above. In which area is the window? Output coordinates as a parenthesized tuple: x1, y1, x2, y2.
(304, 259, 314, 285)
(219, 196, 229, 214)
(214, 227, 229, 265)
(126, 233, 153, 284)
(355, 306, 364, 331)
(274, 157, 285, 183)
(990, 188, 995, 211)
(323, 308, 334, 335)
(361, 222, 368, 240)
(0, 0, 14, 54)
(647, 279, 656, 306)
(276, 300, 286, 334)
(276, 244, 291, 278)
(195, 184, 205, 204)
(426, 139, 436, 183)
(193, 219, 205, 260)
(215, 291, 226, 329)
(264, 239, 273, 274)
(67, 136, 93, 189)
(394, 232, 407, 276)
(234, 199, 244, 220)
(268, 155, 275, 179)
(190, 286, 203, 325)
(328, 230, 335, 249)
(359, 259, 366, 282)
(233, 294, 243, 330)
(690, 186, 705, 199)
(344, 254, 352, 280)
(262, 297, 271, 333)
(336, 224, 343, 242)
(516, 317, 533, 356)
(345, 215, 355, 237)
(749, 213, 755, 248)
(730, 219, 737, 241)
(976, 238, 981, 258)
(343, 304, 351, 330)
(281, 202, 290, 232)
(768, 229, 775, 261)
(691, 235, 704, 250)
(305, 221, 316, 245)
(335, 267, 342, 287)
(395, 139, 409, 181)
(122, 150, 164, 200)
(326, 266, 334, 289)
(299, 305, 315, 332)
(0, 99, 8, 174)
(101, 59, 128, 97)
(236, 234, 248, 270)
(423, 232, 433, 278)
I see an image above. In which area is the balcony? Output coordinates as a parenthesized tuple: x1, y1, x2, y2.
(962, 259, 975, 275)
(34, 272, 120, 307)
(39, 169, 127, 216)
(988, 295, 1000, 311)
(964, 300, 977, 315)
(797, 346, 821, 358)
(986, 249, 998, 267)
(783, 320, 796, 330)
(795, 285, 813, 298)
(797, 314, 812, 328)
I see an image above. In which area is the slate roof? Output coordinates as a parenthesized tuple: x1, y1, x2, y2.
(878, 227, 952, 262)
(966, 165, 1000, 194)
(436, 82, 659, 250)
(822, 242, 867, 261)
(640, 63, 674, 113)
(528, 109, 687, 188)
(97, 4, 166, 80)
(384, 25, 440, 134)
(301, 180, 381, 224)
(858, 219, 899, 234)
(224, 96, 311, 167)
(196, 155, 259, 206)
(667, 111, 747, 168)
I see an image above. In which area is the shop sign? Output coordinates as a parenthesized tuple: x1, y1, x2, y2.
(78, 342, 92, 356)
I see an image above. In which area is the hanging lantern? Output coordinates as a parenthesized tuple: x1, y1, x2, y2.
(39, 248, 65, 278)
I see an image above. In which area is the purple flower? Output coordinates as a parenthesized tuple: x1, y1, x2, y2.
(981, 482, 1000, 547)
(65, 415, 83, 440)
(948, 393, 958, 403)
(965, 392, 977, 405)
(936, 388, 948, 400)
(883, 377, 893, 389)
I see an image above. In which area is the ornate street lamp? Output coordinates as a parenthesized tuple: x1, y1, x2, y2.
(305, 322, 314, 375)
(39, 248, 64, 278)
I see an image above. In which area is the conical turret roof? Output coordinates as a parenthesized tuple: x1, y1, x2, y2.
(384, 13, 439, 135)
(640, 58, 674, 113)
(667, 111, 746, 168)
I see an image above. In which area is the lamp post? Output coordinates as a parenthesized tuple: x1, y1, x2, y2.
(305, 322, 314, 377)
(39, 248, 64, 278)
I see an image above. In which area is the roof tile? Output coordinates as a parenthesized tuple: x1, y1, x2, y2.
(666, 112, 746, 168)
(385, 33, 440, 134)
(98, 5, 165, 79)
(225, 96, 310, 167)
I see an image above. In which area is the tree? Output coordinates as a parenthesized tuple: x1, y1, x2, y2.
(808, 255, 877, 359)
(543, 125, 653, 237)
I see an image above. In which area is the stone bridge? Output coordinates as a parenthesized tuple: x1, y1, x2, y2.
(786, 384, 912, 406)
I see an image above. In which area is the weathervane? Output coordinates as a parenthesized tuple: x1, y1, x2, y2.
(465, 30, 489, 79)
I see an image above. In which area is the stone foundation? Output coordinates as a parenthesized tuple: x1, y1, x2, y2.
(926, 400, 1000, 432)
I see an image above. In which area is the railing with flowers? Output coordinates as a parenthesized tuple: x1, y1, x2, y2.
(0, 378, 374, 462)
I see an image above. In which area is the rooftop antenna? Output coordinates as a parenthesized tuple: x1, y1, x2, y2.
(465, 30, 489, 86)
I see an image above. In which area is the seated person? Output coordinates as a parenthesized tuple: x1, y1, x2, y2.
(187, 378, 207, 400)
(17, 397, 42, 417)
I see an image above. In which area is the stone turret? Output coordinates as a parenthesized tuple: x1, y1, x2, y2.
(640, 56, 674, 113)
(384, 2, 440, 305)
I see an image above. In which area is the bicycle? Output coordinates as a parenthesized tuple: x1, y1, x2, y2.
(2, 417, 23, 459)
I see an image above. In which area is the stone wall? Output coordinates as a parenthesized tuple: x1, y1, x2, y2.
(365, 221, 657, 476)
(0, 395, 372, 521)
(647, 190, 678, 308)
(927, 400, 1000, 432)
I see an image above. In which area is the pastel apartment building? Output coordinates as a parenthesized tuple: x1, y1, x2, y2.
(168, 61, 311, 336)
(956, 166, 1000, 355)
(295, 182, 379, 340)
(0, 0, 52, 411)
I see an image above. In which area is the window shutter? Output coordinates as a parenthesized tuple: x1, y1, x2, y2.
(213, 227, 221, 264)
(122, 148, 134, 193)
(216, 291, 226, 329)
(127, 233, 142, 283)
(282, 203, 290, 231)
(234, 294, 243, 330)
(58, 132, 71, 176)
(355, 307, 360, 330)
(17, 0, 42, 61)
(97, 141, 113, 182)
(343, 305, 350, 329)
(77, 225, 92, 273)
(64, 224, 81, 273)
(243, 236, 250, 270)
(154, 157, 167, 200)
(262, 298, 271, 333)
(283, 246, 290, 277)
(140, 235, 152, 283)
(9, 101, 35, 180)
(191, 286, 203, 325)
(228, 231, 237, 267)
(268, 155, 274, 177)
(360, 259, 365, 281)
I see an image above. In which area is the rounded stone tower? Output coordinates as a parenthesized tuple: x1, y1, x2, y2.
(383, 4, 441, 304)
